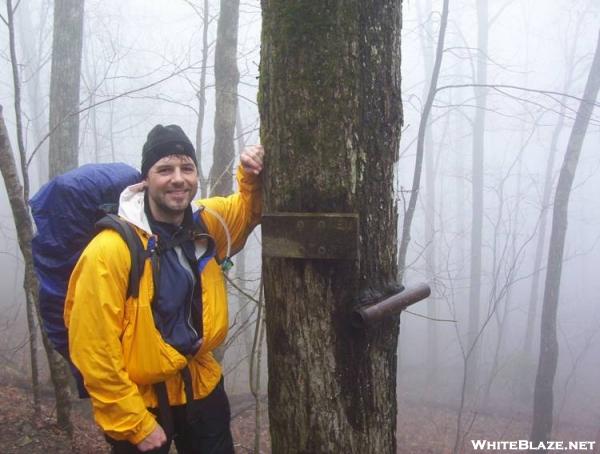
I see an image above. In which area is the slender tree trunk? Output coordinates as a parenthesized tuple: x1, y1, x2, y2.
(195, 0, 210, 198)
(210, 0, 240, 364)
(109, 103, 116, 162)
(466, 0, 488, 397)
(519, 8, 579, 401)
(209, 0, 240, 196)
(249, 282, 265, 454)
(419, 0, 439, 385)
(6, 0, 41, 414)
(48, 0, 85, 178)
(234, 107, 254, 358)
(1, 106, 73, 435)
(523, 77, 575, 359)
(90, 92, 100, 163)
(397, 0, 448, 394)
(260, 1, 403, 452)
(531, 30, 600, 448)
(397, 0, 449, 279)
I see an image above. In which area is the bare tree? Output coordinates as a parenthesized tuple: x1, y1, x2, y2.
(531, 30, 600, 449)
(260, 0, 403, 451)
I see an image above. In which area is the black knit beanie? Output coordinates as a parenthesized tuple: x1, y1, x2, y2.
(141, 124, 197, 178)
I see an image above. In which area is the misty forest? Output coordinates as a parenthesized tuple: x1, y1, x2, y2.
(1, 0, 599, 453)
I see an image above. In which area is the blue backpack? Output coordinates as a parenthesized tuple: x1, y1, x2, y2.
(30, 163, 143, 397)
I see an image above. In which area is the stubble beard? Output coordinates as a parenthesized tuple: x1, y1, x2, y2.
(149, 189, 193, 223)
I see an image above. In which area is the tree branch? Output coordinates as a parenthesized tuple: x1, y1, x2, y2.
(26, 62, 201, 168)
(403, 310, 456, 323)
(436, 83, 600, 108)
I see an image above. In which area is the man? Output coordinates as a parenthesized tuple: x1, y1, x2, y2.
(64, 124, 264, 453)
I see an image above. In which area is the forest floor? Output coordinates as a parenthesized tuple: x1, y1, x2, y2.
(0, 383, 597, 453)
(0, 383, 270, 454)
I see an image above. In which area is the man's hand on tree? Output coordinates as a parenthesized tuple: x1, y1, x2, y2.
(241, 144, 265, 175)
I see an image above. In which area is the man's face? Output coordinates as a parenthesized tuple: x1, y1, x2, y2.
(145, 154, 198, 223)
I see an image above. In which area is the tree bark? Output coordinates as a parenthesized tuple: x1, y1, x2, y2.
(48, 0, 85, 178)
(260, 1, 403, 452)
(209, 0, 240, 196)
(531, 30, 600, 448)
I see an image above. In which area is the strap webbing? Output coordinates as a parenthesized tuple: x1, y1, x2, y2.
(153, 381, 174, 437)
(181, 366, 195, 422)
(95, 214, 147, 298)
(153, 366, 194, 437)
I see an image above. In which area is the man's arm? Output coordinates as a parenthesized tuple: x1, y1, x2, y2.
(197, 145, 264, 259)
(65, 229, 158, 445)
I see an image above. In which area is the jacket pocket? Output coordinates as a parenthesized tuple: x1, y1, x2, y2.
(121, 303, 187, 385)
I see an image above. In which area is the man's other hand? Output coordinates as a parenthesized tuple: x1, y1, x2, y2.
(137, 424, 167, 452)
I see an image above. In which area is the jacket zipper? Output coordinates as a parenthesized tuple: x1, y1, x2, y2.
(175, 245, 199, 340)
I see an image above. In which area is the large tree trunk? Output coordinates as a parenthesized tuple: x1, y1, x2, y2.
(209, 0, 240, 196)
(531, 30, 600, 449)
(466, 0, 488, 396)
(48, 0, 85, 178)
(260, 1, 403, 452)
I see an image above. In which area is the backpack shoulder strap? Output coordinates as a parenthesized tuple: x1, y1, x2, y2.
(95, 214, 147, 299)
(193, 206, 210, 236)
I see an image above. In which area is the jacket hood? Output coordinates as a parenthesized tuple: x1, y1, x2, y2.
(118, 183, 152, 235)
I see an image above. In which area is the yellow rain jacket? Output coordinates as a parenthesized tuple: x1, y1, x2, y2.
(64, 165, 261, 444)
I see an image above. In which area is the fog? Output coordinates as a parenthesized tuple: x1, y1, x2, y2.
(1, 0, 599, 451)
